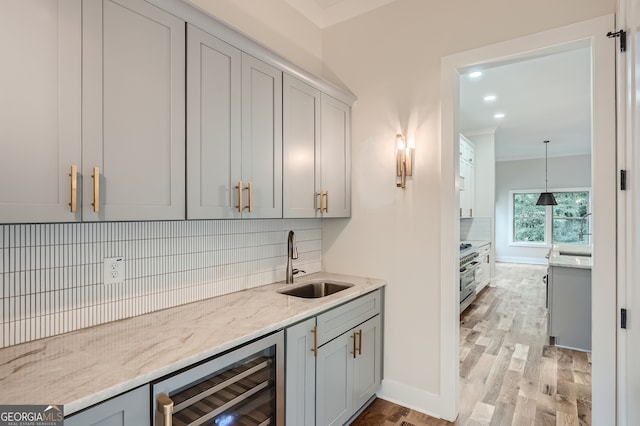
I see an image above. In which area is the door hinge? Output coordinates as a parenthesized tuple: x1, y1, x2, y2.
(607, 30, 627, 52)
(621, 169, 627, 190)
(621, 308, 628, 329)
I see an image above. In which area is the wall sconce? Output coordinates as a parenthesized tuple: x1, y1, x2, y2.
(396, 134, 414, 189)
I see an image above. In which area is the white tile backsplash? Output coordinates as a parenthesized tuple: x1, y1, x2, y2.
(0, 219, 321, 348)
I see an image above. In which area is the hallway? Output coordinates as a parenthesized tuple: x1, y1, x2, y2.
(351, 263, 591, 425)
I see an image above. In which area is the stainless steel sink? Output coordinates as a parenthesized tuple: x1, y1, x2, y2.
(559, 251, 592, 257)
(278, 280, 354, 298)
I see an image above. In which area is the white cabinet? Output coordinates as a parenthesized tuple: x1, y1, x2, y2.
(187, 25, 282, 219)
(283, 75, 352, 218)
(64, 385, 150, 426)
(459, 135, 475, 217)
(475, 243, 491, 292)
(285, 290, 382, 426)
(0, 0, 82, 223)
(82, 0, 185, 221)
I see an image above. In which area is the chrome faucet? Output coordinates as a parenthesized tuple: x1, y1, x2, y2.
(286, 231, 304, 283)
(579, 212, 592, 241)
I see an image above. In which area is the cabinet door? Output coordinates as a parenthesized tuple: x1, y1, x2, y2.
(82, 0, 185, 221)
(64, 385, 150, 426)
(320, 94, 351, 218)
(186, 24, 241, 219)
(241, 54, 283, 218)
(316, 331, 354, 426)
(0, 0, 81, 223)
(353, 315, 382, 410)
(283, 75, 321, 218)
(285, 317, 316, 426)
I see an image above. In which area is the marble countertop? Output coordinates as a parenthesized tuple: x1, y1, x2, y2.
(548, 244, 592, 269)
(0, 272, 386, 416)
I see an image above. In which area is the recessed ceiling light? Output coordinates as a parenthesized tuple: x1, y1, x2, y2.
(468, 71, 483, 79)
(484, 94, 497, 102)
(494, 112, 505, 119)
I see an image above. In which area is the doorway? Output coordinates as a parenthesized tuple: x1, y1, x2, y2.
(440, 15, 616, 423)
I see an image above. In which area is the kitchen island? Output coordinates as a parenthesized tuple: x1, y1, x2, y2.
(547, 245, 592, 352)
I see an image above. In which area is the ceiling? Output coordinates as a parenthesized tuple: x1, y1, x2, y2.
(459, 46, 592, 162)
(284, 0, 400, 28)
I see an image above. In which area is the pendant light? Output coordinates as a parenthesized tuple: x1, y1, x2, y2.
(536, 140, 557, 206)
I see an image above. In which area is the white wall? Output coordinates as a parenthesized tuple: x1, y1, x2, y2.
(320, 0, 613, 419)
(495, 154, 591, 263)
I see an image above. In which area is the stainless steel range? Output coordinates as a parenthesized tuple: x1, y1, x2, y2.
(460, 244, 479, 313)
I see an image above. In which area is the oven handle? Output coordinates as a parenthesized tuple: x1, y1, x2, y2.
(157, 394, 174, 426)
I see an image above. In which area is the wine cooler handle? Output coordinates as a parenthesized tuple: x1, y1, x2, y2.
(157, 393, 174, 426)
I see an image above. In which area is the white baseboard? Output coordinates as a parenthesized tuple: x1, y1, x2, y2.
(496, 256, 547, 265)
(377, 379, 454, 421)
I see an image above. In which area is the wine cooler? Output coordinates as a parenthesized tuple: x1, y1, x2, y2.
(153, 331, 284, 426)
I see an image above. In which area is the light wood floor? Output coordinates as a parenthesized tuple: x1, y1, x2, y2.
(351, 263, 592, 425)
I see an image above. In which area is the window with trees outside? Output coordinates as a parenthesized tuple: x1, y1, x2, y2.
(510, 189, 590, 246)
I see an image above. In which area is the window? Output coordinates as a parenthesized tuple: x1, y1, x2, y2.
(513, 193, 546, 243)
(552, 191, 590, 243)
(509, 189, 591, 246)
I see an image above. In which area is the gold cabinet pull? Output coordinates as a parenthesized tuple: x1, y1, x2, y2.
(246, 182, 253, 212)
(323, 190, 329, 213)
(352, 331, 357, 359)
(69, 165, 77, 213)
(157, 393, 174, 426)
(316, 192, 323, 212)
(358, 329, 363, 355)
(92, 167, 100, 212)
(235, 180, 243, 212)
(311, 326, 318, 357)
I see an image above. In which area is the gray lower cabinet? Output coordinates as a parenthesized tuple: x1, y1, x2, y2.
(286, 290, 383, 426)
(64, 385, 150, 426)
(548, 266, 592, 351)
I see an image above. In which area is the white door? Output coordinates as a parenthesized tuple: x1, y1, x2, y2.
(0, 0, 81, 223)
(618, 1, 640, 424)
(82, 0, 185, 221)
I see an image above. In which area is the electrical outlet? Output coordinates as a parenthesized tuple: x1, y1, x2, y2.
(104, 257, 126, 285)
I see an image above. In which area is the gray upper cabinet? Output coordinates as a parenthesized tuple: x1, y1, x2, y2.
(283, 75, 352, 218)
(187, 24, 241, 219)
(187, 25, 282, 219)
(82, 0, 186, 221)
(283, 75, 321, 218)
(0, 0, 82, 223)
(320, 94, 352, 218)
